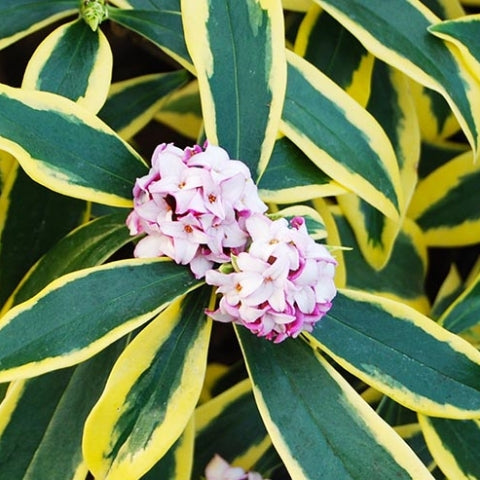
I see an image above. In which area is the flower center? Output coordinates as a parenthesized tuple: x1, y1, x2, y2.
(184, 224, 193, 233)
(208, 193, 217, 203)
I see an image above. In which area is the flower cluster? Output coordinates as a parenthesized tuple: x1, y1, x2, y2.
(128, 142, 337, 341)
(205, 214, 337, 343)
(127, 142, 267, 278)
(205, 455, 268, 480)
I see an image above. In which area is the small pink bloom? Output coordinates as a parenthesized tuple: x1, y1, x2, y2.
(205, 455, 269, 480)
(127, 142, 266, 278)
(206, 214, 337, 342)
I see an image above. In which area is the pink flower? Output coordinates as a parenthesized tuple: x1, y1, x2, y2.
(206, 214, 337, 342)
(205, 455, 268, 480)
(126, 142, 267, 278)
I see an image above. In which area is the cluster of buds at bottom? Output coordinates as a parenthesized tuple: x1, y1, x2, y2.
(205, 455, 268, 480)
(128, 142, 337, 342)
(205, 214, 337, 343)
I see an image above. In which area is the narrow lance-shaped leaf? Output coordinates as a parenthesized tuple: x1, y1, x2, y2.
(0, 258, 201, 383)
(307, 289, 480, 419)
(429, 15, 480, 81)
(22, 19, 113, 114)
(332, 209, 429, 314)
(315, 0, 480, 160)
(0, 84, 147, 207)
(0, 164, 88, 309)
(237, 328, 434, 480)
(408, 0, 463, 142)
(193, 379, 270, 478)
(438, 269, 480, 335)
(294, 5, 374, 107)
(0, 339, 126, 480)
(154, 79, 203, 140)
(431, 264, 463, 320)
(0, 0, 77, 50)
(182, 0, 287, 180)
(419, 415, 480, 480)
(281, 50, 403, 221)
(107, 3, 193, 72)
(84, 289, 212, 480)
(257, 137, 346, 204)
(338, 61, 420, 269)
(3, 212, 132, 312)
(408, 150, 480, 246)
(140, 420, 194, 480)
(99, 71, 190, 139)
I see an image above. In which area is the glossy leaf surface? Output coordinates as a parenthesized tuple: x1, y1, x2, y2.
(0, 85, 147, 206)
(84, 290, 211, 480)
(308, 289, 480, 418)
(182, 0, 287, 179)
(22, 19, 113, 113)
(238, 329, 433, 480)
(0, 259, 200, 382)
(282, 50, 403, 221)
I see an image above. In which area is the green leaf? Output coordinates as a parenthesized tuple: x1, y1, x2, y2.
(84, 289, 211, 480)
(0, 165, 88, 309)
(419, 415, 480, 480)
(0, 340, 125, 480)
(421, 0, 465, 19)
(0, 84, 147, 207)
(418, 139, 468, 179)
(332, 209, 429, 313)
(0, 258, 201, 382)
(140, 421, 194, 480)
(99, 71, 190, 139)
(22, 19, 113, 114)
(4, 212, 132, 311)
(315, 0, 480, 160)
(182, 0, 287, 180)
(257, 137, 346, 204)
(294, 5, 374, 106)
(0, 150, 15, 195)
(409, 0, 463, 142)
(408, 150, 480, 246)
(338, 61, 420, 269)
(431, 264, 463, 320)
(154, 79, 203, 140)
(307, 289, 480, 419)
(237, 329, 433, 479)
(429, 14, 480, 82)
(193, 379, 270, 478)
(438, 270, 480, 335)
(107, 4, 193, 71)
(0, 0, 77, 50)
(281, 50, 403, 221)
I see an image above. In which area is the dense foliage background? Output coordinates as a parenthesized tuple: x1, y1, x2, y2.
(1, 0, 480, 479)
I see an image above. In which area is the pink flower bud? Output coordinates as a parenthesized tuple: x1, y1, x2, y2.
(206, 214, 337, 342)
(127, 142, 267, 278)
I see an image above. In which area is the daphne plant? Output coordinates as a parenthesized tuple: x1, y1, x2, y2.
(1, 0, 480, 479)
